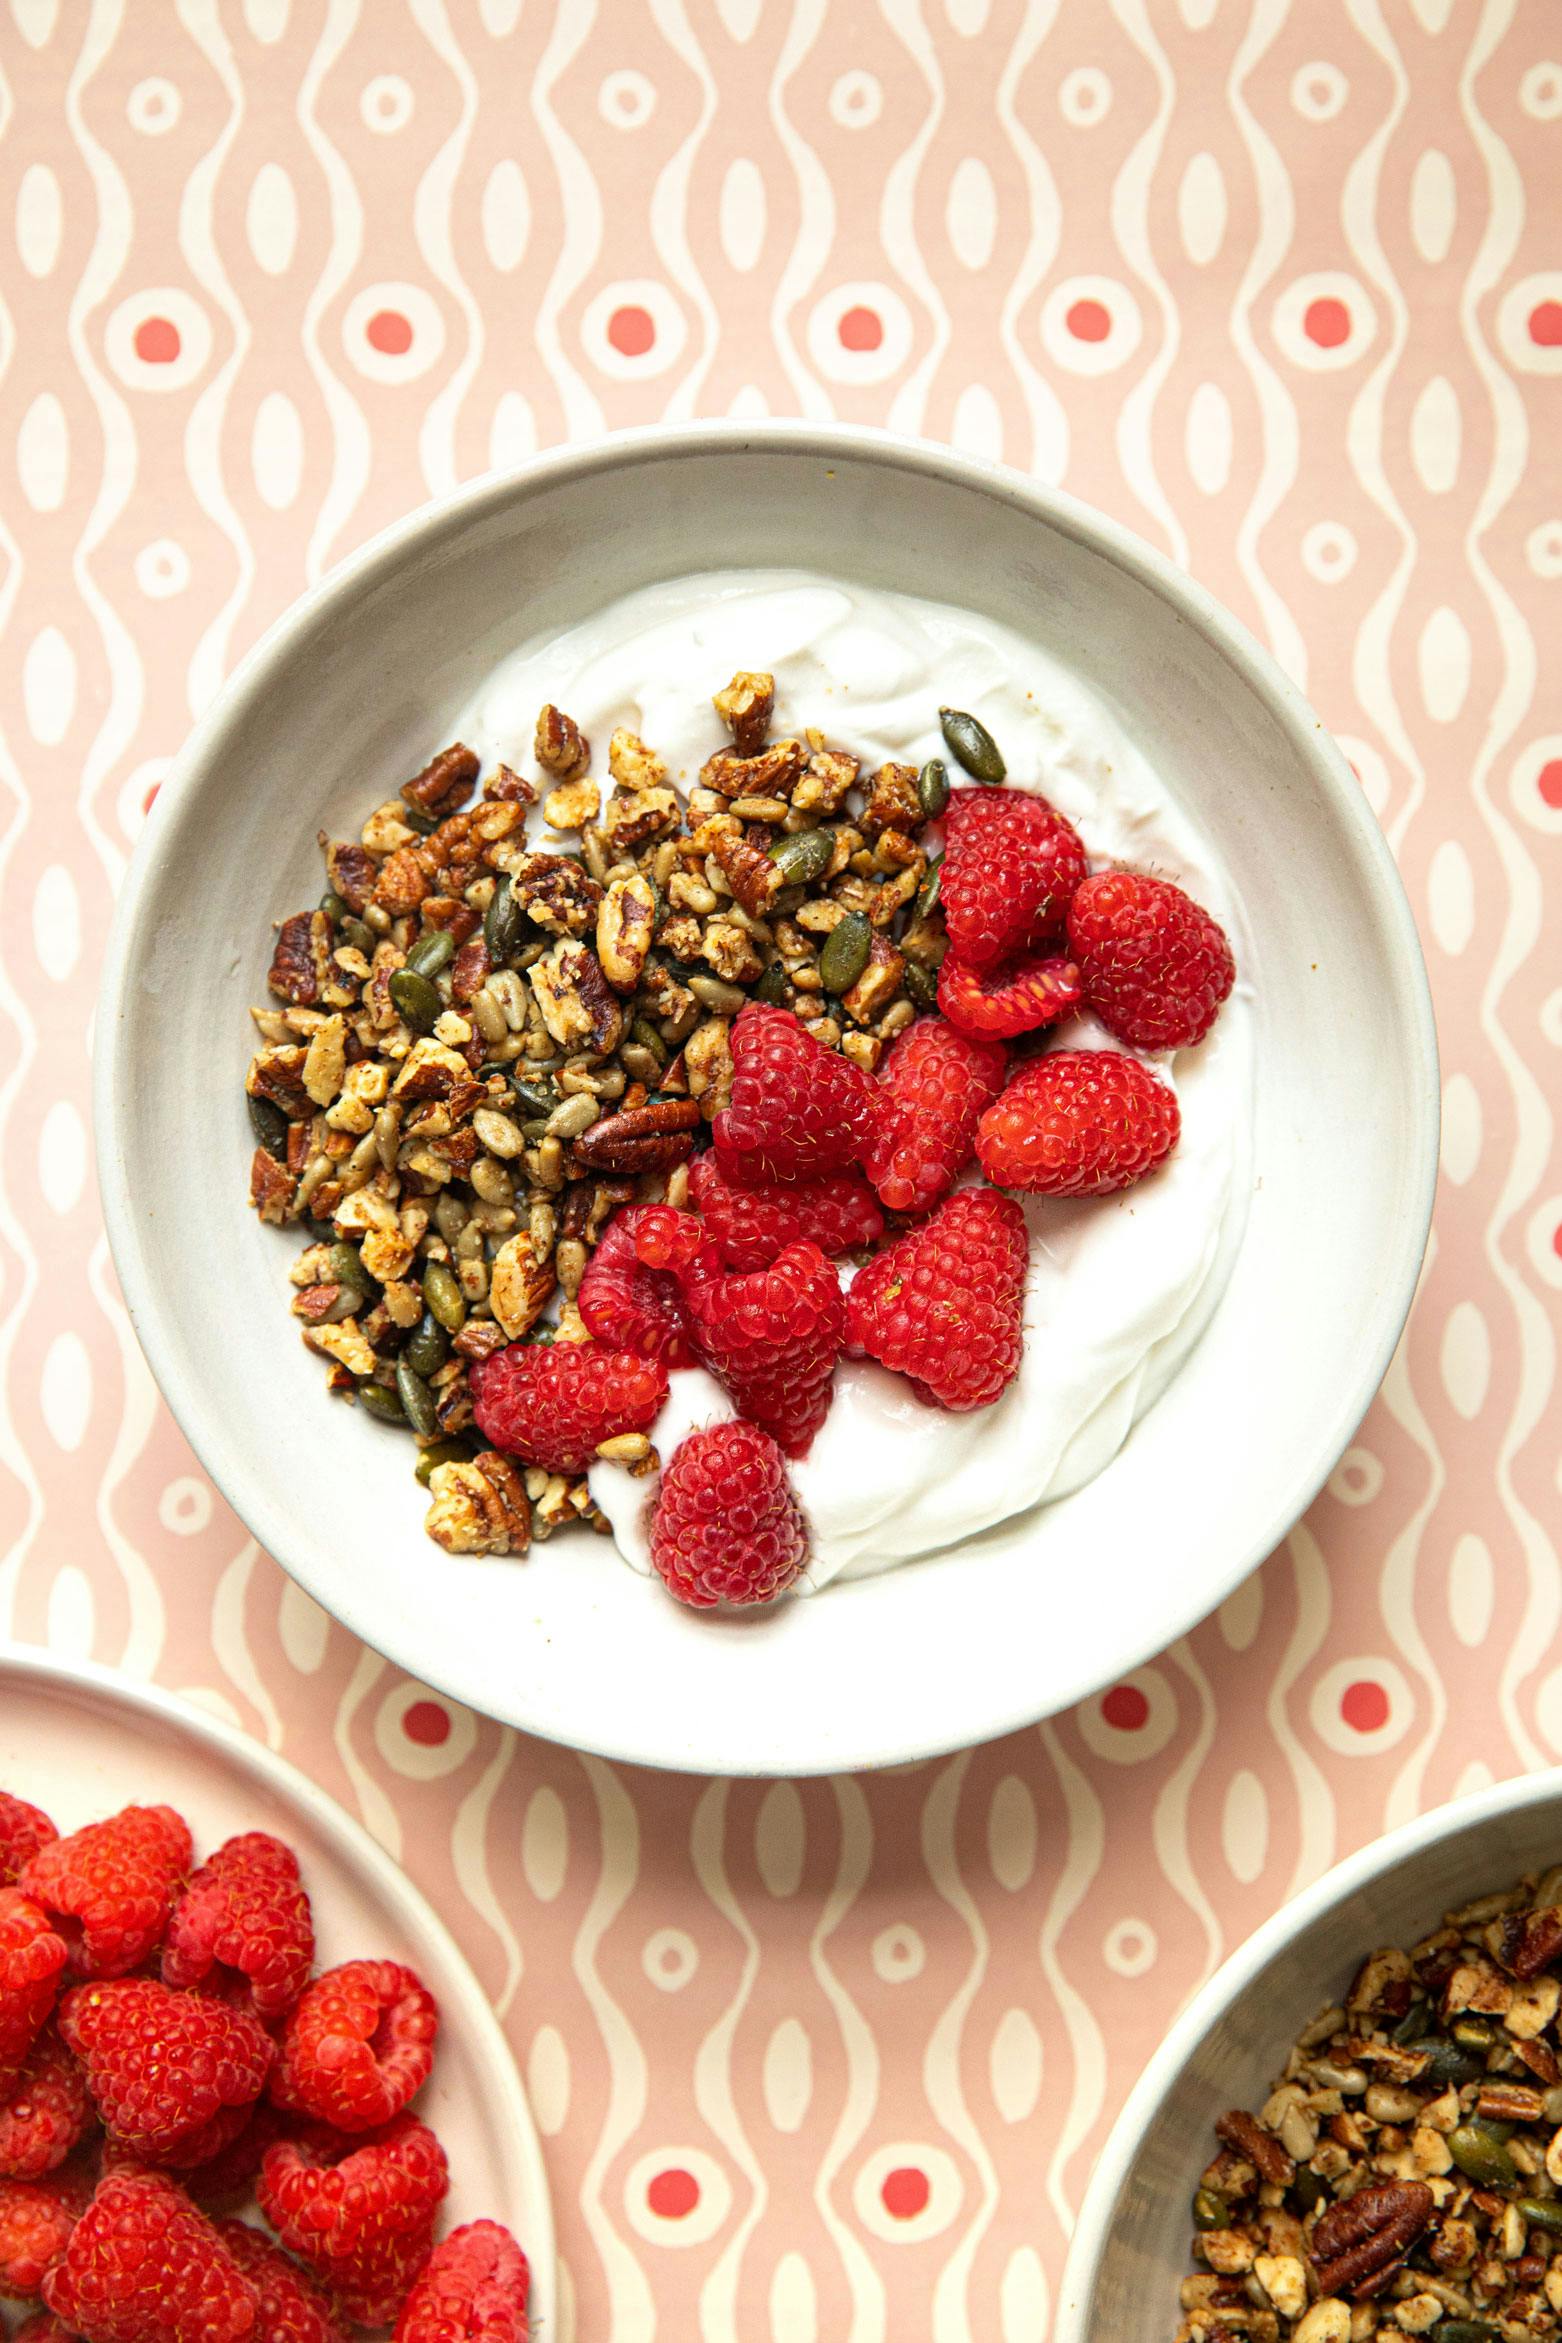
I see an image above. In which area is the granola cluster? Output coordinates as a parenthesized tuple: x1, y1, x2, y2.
(1179, 1868, 1562, 2343)
(244, 673, 947, 1557)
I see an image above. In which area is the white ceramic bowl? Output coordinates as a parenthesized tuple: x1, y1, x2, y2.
(0, 1648, 554, 2321)
(96, 421, 1438, 1775)
(1058, 1772, 1562, 2343)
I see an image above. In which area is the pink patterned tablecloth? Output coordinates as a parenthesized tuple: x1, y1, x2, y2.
(2, 2, 1560, 2335)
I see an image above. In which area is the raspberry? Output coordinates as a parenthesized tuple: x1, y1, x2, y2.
(393, 2219, 530, 2343)
(941, 788, 1087, 969)
(629, 1204, 710, 1273)
(42, 2168, 259, 2343)
(0, 2167, 89, 2298)
(0, 1894, 66, 2093)
(218, 2221, 349, 2343)
(649, 1423, 809, 1608)
(976, 1048, 1181, 1195)
(15, 2315, 79, 2341)
(0, 2028, 91, 2179)
(270, 1960, 437, 2134)
(176, 2100, 295, 2209)
(21, 1806, 191, 1981)
(259, 2113, 449, 2327)
(712, 1003, 876, 1186)
(0, 1798, 57, 1891)
(937, 949, 1082, 1040)
(863, 1017, 1008, 1215)
(845, 1186, 1029, 1410)
(688, 1152, 884, 1271)
(470, 1342, 667, 1473)
(59, 1979, 272, 2165)
(162, 1835, 313, 2024)
(577, 1208, 701, 1367)
(687, 1241, 844, 1457)
(1066, 868, 1235, 1049)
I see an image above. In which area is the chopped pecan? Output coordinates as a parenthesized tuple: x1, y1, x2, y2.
(601, 785, 679, 851)
(704, 817, 783, 918)
(392, 1038, 471, 1102)
(862, 761, 921, 834)
(607, 727, 667, 792)
(489, 1233, 556, 1339)
(418, 896, 480, 944)
(529, 943, 623, 1055)
(570, 1097, 701, 1173)
(483, 762, 536, 804)
(402, 742, 479, 819)
(535, 704, 590, 782)
(792, 747, 859, 815)
(424, 1451, 531, 1555)
(1308, 2179, 1434, 2299)
(361, 798, 419, 855)
(250, 1146, 297, 1224)
(323, 838, 378, 912)
(421, 799, 527, 885)
(700, 917, 764, 985)
(1442, 1956, 1513, 2018)
(1214, 2111, 1294, 2189)
(373, 846, 432, 917)
(247, 1045, 311, 1119)
(1475, 2080, 1545, 2122)
(510, 852, 603, 938)
(268, 911, 331, 1005)
(302, 1014, 347, 1108)
(713, 670, 775, 757)
(700, 738, 806, 802)
(1517, 2036, 1561, 2083)
(597, 874, 657, 991)
(454, 1319, 508, 1363)
(842, 934, 904, 1023)
(544, 777, 600, 830)
(1499, 1907, 1562, 1980)
(450, 934, 491, 1005)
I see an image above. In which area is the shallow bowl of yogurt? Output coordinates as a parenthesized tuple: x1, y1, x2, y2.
(97, 423, 1438, 1775)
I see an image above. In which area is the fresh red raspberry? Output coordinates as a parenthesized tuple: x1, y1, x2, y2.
(0, 2167, 90, 2298)
(687, 1241, 844, 1456)
(15, 2313, 80, 2340)
(0, 1894, 66, 2093)
(393, 2219, 530, 2343)
(42, 2167, 259, 2343)
(0, 2026, 91, 2180)
(174, 2099, 296, 2209)
(688, 1151, 884, 1271)
(218, 2220, 349, 2343)
(937, 949, 1082, 1040)
(59, 1979, 272, 2165)
(471, 1342, 667, 1473)
(21, 1806, 191, 1981)
(270, 1960, 437, 2135)
(976, 1048, 1181, 1195)
(845, 1186, 1030, 1410)
(577, 1208, 701, 1367)
(162, 1835, 313, 2024)
(940, 788, 1087, 969)
(0, 1798, 57, 1891)
(629, 1203, 709, 1273)
(1066, 868, 1235, 1049)
(712, 1003, 876, 1186)
(863, 1017, 1008, 1216)
(649, 1423, 809, 1608)
(259, 2113, 449, 2327)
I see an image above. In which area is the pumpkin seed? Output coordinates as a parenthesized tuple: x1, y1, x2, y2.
(1405, 2037, 1485, 2090)
(917, 758, 950, 818)
(1451, 2018, 1495, 2051)
(1391, 1999, 1431, 2045)
(358, 1382, 406, 1424)
(248, 1095, 289, 1160)
(319, 890, 347, 923)
(1438, 2324, 1501, 2343)
(905, 961, 939, 1010)
(395, 1355, 438, 1438)
(422, 1259, 466, 1333)
(508, 1075, 557, 1117)
(939, 705, 1005, 783)
(754, 962, 789, 1006)
(326, 1241, 369, 1294)
(402, 804, 439, 835)
(768, 827, 834, 886)
(405, 1312, 448, 1379)
(629, 1017, 668, 1065)
(389, 968, 440, 1032)
(341, 916, 375, 955)
(1291, 2168, 1325, 2213)
(1518, 2199, 1562, 2237)
(1191, 2188, 1227, 2231)
(414, 1438, 471, 1487)
(484, 873, 522, 963)
(406, 929, 454, 980)
(521, 1117, 552, 1143)
(914, 853, 943, 923)
(1448, 2121, 1519, 2189)
(818, 911, 871, 994)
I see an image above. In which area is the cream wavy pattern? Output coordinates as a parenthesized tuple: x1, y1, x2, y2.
(1, 6, 1559, 2335)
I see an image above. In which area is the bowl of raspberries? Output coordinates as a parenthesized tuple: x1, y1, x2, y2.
(99, 423, 1438, 1773)
(0, 1650, 550, 2341)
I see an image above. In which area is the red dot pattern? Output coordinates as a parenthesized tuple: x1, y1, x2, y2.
(880, 2166, 930, 2220)
(1529, 299, 1562, 348)
(1538, 757, 1562, 810)
(1340, 1679, 1389, 1733)
(1303, 296, 1351, 349)
(608, 304, 655, 357)
(1065, 297, 1111, 343)
(133, 316, 180, 364)
(647, 2167, 699, 2218)
(837, 304, 884, 352)
(1102, 1684, 1149, 1731)
(403, 1699, 449, 1747)
(366, 308, 413, 355)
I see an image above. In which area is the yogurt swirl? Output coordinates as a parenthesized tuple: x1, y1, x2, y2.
(457, 570, 1254, 1591)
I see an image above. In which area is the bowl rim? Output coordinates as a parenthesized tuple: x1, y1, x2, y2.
(1055, 1767, 1562, 2340)
(94, 419, 1440, 1772)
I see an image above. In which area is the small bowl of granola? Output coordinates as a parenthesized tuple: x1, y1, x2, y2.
(1058, 1775, 1562, 2343)
(97, 423, 1437, 1772)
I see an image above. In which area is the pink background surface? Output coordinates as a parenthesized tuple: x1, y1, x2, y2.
(1, 2, 1560, 2335)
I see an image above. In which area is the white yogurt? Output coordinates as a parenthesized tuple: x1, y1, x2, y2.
(457, 571, 1254, 1592)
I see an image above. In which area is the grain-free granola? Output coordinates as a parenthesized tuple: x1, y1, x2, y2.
(1177, 1867, 1562, 2343)
(244, 675, 946, 1558)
